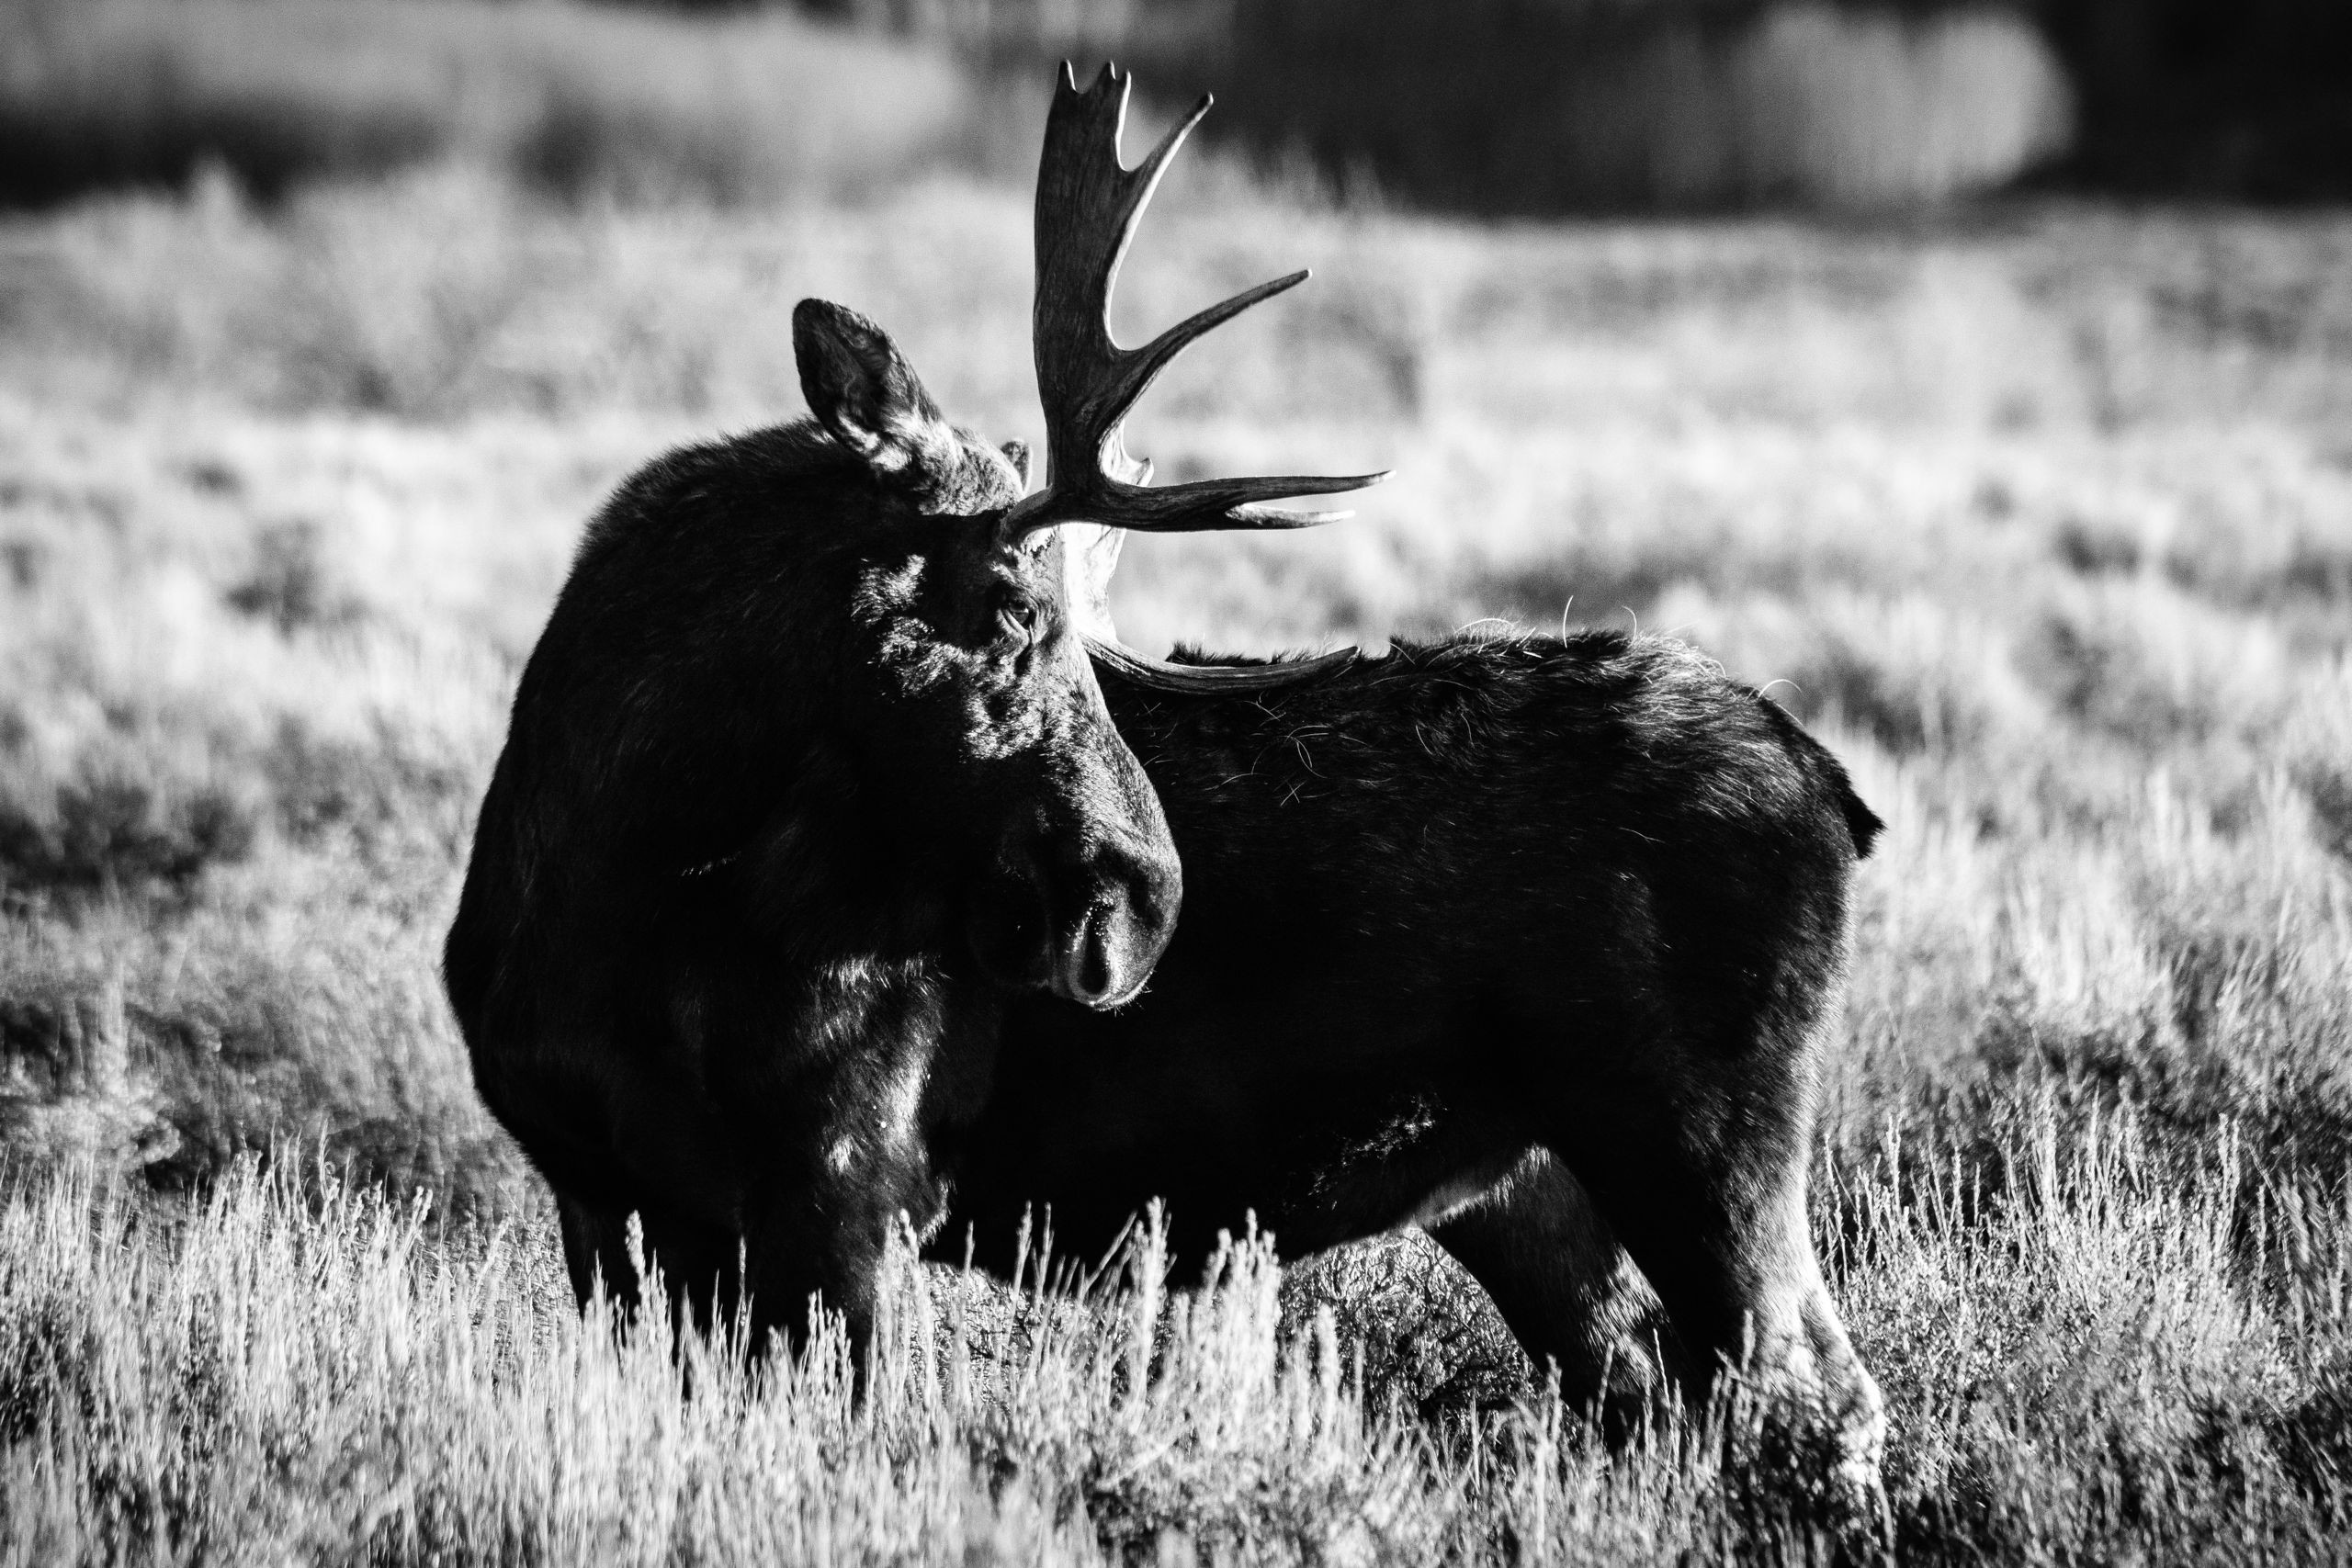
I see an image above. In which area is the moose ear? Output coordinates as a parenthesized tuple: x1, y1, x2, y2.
(792, 299, 957, 477)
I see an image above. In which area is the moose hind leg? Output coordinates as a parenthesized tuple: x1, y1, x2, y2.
(1429, 1150, 1699, 1442)
(1553, 1065, 1885, 1490)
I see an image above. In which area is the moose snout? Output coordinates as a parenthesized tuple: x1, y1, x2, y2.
(973, 820, 1177, 1010)
(964, 822, 1176, 1006)
(1043, 831, 1178, 1009)
(963, 723, 1184, 1009)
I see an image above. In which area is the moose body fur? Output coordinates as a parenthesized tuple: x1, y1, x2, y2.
(938, 627, 1888, 1464)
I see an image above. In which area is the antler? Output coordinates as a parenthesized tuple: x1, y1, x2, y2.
(1001, 62, 1385, 539)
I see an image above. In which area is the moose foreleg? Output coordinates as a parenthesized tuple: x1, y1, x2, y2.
(556, 1189, 742, 1340)
(731, 1053, 956, 1378)
(736, 1155, 944, 1377)
(557, 1191, 639, 1313)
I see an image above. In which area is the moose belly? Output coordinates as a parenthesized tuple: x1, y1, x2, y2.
(933, 976, 1530, 1279)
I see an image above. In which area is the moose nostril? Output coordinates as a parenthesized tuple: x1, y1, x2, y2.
(1079, 910, 1116, 1000)
(1055, 904, 1126, 1008)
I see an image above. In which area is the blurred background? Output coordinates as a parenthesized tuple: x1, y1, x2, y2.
(4, 0, 2349, 211)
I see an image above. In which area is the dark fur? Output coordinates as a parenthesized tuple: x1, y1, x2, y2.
(446, 310, 1183, 1357)
(936, 628, 1887, 1449)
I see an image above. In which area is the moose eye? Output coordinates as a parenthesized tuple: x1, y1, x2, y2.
(997, 598, 1039, 644)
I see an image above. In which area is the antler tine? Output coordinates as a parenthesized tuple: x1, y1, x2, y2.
(1005, 62, 1386, 538)
(1107, 268, 1306, 441)
(1086, 470, 1383, 531)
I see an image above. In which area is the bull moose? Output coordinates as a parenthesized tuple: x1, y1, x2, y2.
(442, 64, 1379, 1359)
(447, 62, 1887, 1481)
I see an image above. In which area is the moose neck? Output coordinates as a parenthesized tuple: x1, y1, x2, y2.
(684, 714, 984, 1025)
(659, 722, 999, 1134)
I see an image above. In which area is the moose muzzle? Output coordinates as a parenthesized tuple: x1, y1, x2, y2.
(1048, 831, 1178, 1008)
(970, 787, 1180, 1011)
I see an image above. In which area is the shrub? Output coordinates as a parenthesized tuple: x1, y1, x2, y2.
(220, 520, 364, 636)
(0, 776, 256, 892)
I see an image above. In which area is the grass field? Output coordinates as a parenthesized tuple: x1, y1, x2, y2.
(2, 148, 2351, 1559)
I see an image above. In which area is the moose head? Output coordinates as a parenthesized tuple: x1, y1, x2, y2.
(763, 63, 1382, 1007)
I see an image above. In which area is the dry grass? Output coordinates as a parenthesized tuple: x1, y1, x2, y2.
(0, 157, 2349, 1559)
(2, 1112, 2347, 1561)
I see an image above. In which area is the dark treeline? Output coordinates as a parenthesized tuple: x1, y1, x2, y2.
(2037, 0, 2352, 200)
(5, 0, 2345, 213)
(1068, 0, 2072, 211)
(822, 0, 2352, 209)
(1208, 1, 1783, 212)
